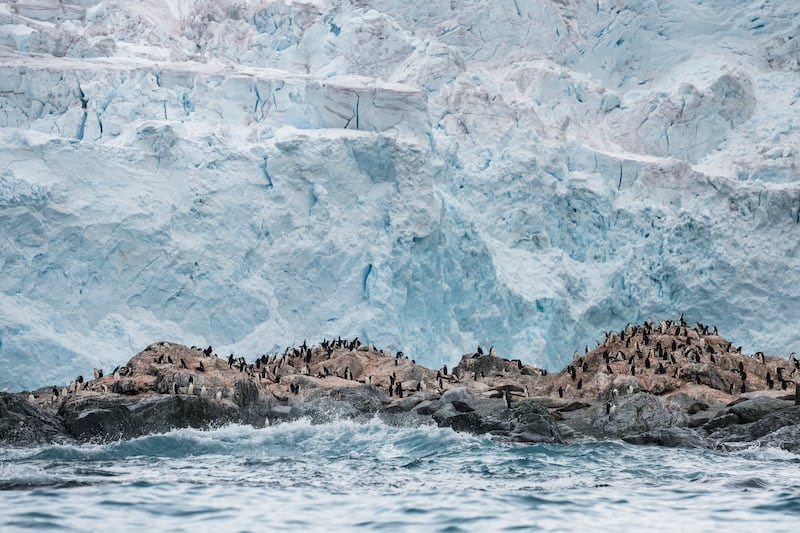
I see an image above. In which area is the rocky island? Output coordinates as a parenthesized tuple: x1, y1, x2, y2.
(3, 316, 799, 452)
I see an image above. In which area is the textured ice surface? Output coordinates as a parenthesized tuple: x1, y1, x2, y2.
(0, 0, 799, 389)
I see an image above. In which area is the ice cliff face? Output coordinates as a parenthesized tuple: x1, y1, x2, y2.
(1, 0, 799, 389)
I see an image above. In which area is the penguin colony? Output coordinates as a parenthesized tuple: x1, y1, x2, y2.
(24, 316, 799, 416)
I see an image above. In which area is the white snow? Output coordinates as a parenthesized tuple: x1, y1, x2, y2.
(0, 0, 799, 389)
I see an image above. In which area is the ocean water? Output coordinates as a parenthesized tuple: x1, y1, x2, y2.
(1, 418, 799, 532)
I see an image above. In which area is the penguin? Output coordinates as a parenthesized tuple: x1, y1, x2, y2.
(489, 346, 496, 357)
(187, 380, 195, 396)
(558, 386, 564, 398)
(200, 385, 207, 397)
(605, 401, 612, 415)
(172, 382, 178, 394)
(102, 384, 108, 394)
(180, 358, 188, 369)
(503, 389, 512, 410)
(168, 356, 173, 365)
(729, 383, 734, 395)
(197, 361, 205, 373)
(740, 381, 746, 394)
(577, 378, 583, 390)
(477, 346, 484, 356)
(28, 393, 35, 403)
(395, 381, 403, 398)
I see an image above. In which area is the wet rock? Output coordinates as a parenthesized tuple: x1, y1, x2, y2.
(728, 396, 793, 424)
(451, 400, 475, 413)
(432, 409, 485, 433)
(556, 401, 592, 412)
(508, 400, 563, 444)
(330, 385, 389, 413)
(0, 393, 68, 446)
(687, 402, 709, 415)
(58, 394, 240, 442)
(413, 399, 442, 415)
(703, 412, 739, 431)
(440, 387, 470, 404)
(383, 395, 425, 413)
(755, 425, 800, 453)
(623, 427, 708, 448)
(560, 393, 685, 440)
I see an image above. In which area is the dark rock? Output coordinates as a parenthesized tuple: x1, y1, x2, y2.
(451, 400, 475, 413)
(440, 387, 470, 404)
(58, 394, 240, 442)
(703, 412, 739, 431)
(0, 393, 68, 446)
(679, 364, 726, 391)
(623, 427, 708, 448)
(729, 396, 792, 424)
(330, 385, 389, 413)
(453, 354, 520, 378)
(559, 393, 685, 440)
(509, 400, 563, 444)
(747, 405, 800, 438)
(609, 393, 686, 436)
(413, 399, 442, 415)
(111, 379, 141, 395)
(756, 425, 800, 453)
(432, 409, 485, 433)
(383, 395, 424, 413)
(234, 380, 269, 426)
(556, 401, 592, 412)
(59, 397, 136, 441)
(687, 402, 709, 415)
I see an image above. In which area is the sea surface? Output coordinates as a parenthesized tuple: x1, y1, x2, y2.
(1, 418, 799, 532)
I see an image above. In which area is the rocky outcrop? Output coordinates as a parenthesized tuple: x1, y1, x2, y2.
(0, 393, 67, 446)
(3, 317, 800, 451)
(57, 394, 242, 442)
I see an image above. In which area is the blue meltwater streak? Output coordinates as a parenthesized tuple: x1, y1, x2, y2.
(2, 419, 800, 531)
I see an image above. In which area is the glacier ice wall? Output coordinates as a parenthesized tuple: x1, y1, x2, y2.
(0, 0, 799, 389)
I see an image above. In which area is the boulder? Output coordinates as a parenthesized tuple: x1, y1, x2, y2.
(58, 394, 241, 442)
(702, 412, 739, 432)
(623, 427, 708, 448)
(728, 396, 793, 424)
(0, 393, 68, 446)
(330, 385, 389, 413)
(508, 400, 563, 444)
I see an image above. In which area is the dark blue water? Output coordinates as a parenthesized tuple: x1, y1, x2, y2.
(2, 418, 799, 531)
